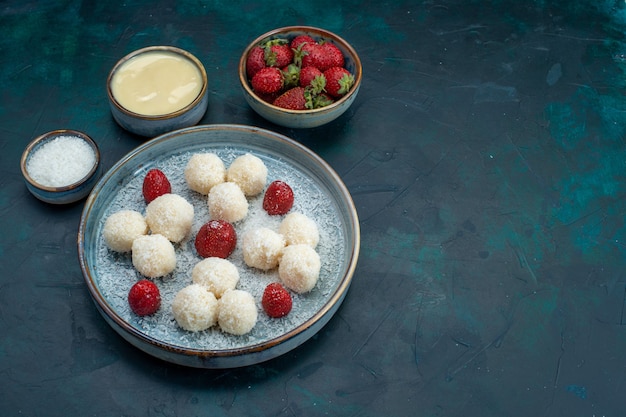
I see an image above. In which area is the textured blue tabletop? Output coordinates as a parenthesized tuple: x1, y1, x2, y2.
(1, 1, 625, 416)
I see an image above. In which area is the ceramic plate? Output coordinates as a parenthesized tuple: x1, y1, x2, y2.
(78, 124, 360, 368)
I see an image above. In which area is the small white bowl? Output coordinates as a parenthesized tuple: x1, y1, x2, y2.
(239, 26, 362, 129)
(21, 129, 101, 204)
(107, 46, 209, 137)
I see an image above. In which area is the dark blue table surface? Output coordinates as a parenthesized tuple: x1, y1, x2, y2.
(2, 1, 626, 416)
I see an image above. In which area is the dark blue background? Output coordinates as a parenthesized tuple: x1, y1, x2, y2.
(1, 1, 625, 416)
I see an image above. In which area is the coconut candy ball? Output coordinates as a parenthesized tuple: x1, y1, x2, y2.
(242, 227, 285, 270)
(131, 234, 177, 278)
(279, 212, 320, 248)
(278, 244, 321, 293)
(184, 152, 225, 195)
(172, 284, 218, 332)
(145, 193, 195, 243)
(208, 182, 248, 223)
(103, 209, 148, 252)
(192, 257, 240, 298)
(226, 153, 267, 197)
(218, 289, 258, 335)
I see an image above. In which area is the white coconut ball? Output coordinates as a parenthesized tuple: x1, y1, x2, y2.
(171, 284, 218, 332)
(226, 153, 267, 196)
(145, 193, 194, 243)
(184, 152, 225, 195)
(279, 212, 320, 248)
(279, 244, 321, 293)
(242, 227, 285, 270)
(102, 209, 148, 252)
(208, 182, 248, 223)
(218, 290, 258, 335)
(131, 234, 176, 278)
(192, 257, 240, 299)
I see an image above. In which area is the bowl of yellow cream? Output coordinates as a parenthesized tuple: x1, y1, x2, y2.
(107, 46, 208, 137)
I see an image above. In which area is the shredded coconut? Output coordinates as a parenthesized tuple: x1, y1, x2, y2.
(94, 146, 347, 351)
(27, 135, 96, 187)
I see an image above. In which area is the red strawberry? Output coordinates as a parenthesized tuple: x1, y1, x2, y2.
(319, 42, 344, 69)
(301, 42, 325, 69)
(128, 279, 161, 316)
(262, 282, 293, 318)
(246, 45, 266, 78)
(142, 168, 171, 203)
(299, 66, 324, 89)
(195, 219, 237, 258)
(263, 180, 294, 214)
(251, 67, 284, 95)
(273, 87, 308, 110)
(290, 34, 315, 50)
(265, 42, 294, 68)
(323, 67, 355, 98)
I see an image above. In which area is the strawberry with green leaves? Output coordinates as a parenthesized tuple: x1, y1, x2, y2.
(264, 39, 293, 68)
(300, 42, 325, 69)
(246, 33, 354, 109)
(251, 67, 284, 95)
(299, 66, 324, 90)
(323, 67, 355, 98)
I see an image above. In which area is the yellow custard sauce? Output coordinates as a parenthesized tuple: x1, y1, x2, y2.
(111, 50, 203, 116)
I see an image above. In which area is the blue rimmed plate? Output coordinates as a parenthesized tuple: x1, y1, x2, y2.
(78, 124, 359, 368)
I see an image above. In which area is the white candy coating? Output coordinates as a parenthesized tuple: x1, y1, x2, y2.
(242, 227, 285, 270)
(184, 153, 225, 195)
(26, 135, 96, 187)
(218, 290, 258, 335)
(145, 193, 194, 243)
(102, 209, 148, 252)
(131, 234, 177, 278)
(172, 284, 218, 332)
(279, 212, 320, 248)
(279, 244, 321, 293)
(226, 153, 267, 196)
(192, 257, 240, 298)
(208, 182, 248, 223)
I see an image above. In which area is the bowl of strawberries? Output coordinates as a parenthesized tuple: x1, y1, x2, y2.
(239, 26, 362, 129)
